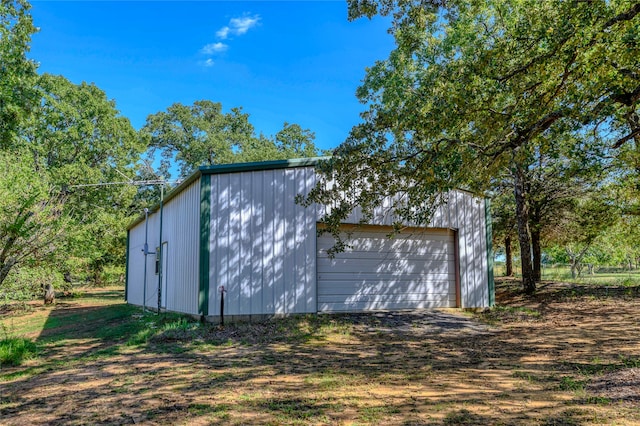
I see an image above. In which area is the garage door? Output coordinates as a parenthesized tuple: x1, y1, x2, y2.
(317, 226, 458, 312)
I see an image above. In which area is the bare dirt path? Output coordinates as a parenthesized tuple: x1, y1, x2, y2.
(1, 281, 639, 425)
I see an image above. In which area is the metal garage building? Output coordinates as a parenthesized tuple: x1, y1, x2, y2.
(125, 158, 494, 321)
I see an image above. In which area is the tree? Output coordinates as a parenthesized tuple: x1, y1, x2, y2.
(0, 151, 68, 286)
(305, 0, 639, 294)
(143, 100, 255, 178)
(491, 187, 516, 277)
(23, 73, 145, 283)
(0, 0, 38, 148)
(142, 100, 318, 181)
(549, 196, 617, 278)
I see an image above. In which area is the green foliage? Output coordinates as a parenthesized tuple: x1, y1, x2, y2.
(0, 332, 38, 367)
(0, 0, 38, 148)
(142, 100, 318, 180)
(0, 266, 66, 301)
(0, 151, 69, 287)
(305, 0, 639, 293)
(21, 73, 145, 285)
(143, 100, 255, 177)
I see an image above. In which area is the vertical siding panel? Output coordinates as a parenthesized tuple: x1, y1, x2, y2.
(239, 172, 251, 315)
(293, 168, 305, 314)
(452, 191, 467, 308)
(471, 193, 483, 307)
(274, 171, 285, 314)
(462, 192, 474, 308)
(464, 193, 477, 308)
(160, 180, 200, 315)
(283, 169, 293, 313)
(476, 198, 488, 306)
(126, 224, 146, 306)
(305, 167, 317, 313)
(251, 171, 264, 315)
(126, 180, 201, 315)
(228, 173, 240, 315)
(145, 214, 159, 310)
(472, 194, 482, 306)
(220, 174, 232, 312)
(263, 170, 275, 314)
(209, 175, 221, 315)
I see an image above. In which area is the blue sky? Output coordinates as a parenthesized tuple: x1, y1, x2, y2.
(29, 1, 396, 152)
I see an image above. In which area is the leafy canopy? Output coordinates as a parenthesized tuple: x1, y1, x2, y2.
(143, 100, 318, 180)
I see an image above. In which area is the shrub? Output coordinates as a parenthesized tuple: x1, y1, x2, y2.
(0, 266, 67, 302)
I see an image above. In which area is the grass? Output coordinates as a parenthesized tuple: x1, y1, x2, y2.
(0, 336, 38, 366)
(494, 264, 640, 286)
(1, 282, 639, 425)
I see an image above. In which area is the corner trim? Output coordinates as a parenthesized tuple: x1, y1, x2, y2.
(199, 174, 211, 316)
(485, 198, 495, 306)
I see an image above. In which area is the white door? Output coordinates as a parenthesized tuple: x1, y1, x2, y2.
(161, 242, 168, 309)
(317, 226, 457, 312)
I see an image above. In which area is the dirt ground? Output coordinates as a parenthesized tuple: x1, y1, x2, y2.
(1, 280, 640, 425)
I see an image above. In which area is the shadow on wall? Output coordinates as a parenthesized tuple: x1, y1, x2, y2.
(207, 168, 316, 317)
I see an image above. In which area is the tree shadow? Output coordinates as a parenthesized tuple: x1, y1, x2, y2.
(2, 284, 639, 425)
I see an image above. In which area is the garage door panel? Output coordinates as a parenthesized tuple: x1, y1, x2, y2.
(318, 259, 454, 274)
(318, 284, 456, 296)
(317, 238, 452, 253)
(319, 293, 454, 303)
(317, 251, 455, 262)
(317, 226, 457, 312)
(318, 298, 455, 312)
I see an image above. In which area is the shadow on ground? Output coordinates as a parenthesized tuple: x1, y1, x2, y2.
(1, 282, 639, 425)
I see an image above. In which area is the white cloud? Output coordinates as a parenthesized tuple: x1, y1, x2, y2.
(229, 15, 260, 35)
(201, 42, 228, 54)
(200, 14, 260, 65)
(215, 14, 260, 40)
(216, 26, 230, 40)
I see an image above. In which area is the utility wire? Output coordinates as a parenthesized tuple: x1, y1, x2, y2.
(70, 179, 181, 188)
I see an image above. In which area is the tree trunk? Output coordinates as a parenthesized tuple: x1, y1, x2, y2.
(505, 235, 513, 276)
(531, 228, 541, 282)
(0, 258, 17, 287)
(513, 165, 536, 294)
(570, 260, 577, 279)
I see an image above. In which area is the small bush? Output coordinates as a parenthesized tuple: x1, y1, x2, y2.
(0, 266, 67, 302)
(0, 337, 38, 366)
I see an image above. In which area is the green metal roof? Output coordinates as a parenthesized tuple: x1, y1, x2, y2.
(127, 157, 329, 230)
(199, 156, 328, 175)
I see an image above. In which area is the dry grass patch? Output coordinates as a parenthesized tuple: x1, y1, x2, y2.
(0, 281, 639, 425)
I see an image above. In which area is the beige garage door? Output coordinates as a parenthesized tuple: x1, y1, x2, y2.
(317, 226, 458, 312)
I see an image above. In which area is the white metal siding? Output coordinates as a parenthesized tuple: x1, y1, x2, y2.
(160, 181, 201, 315)
(126, 163, 490, 315)
(317, 227, 456, 312)
(126, 180, 201, 314)
(446, 191, 489, 308)
(207, 167, 317, 316)
(126, 213, 160, 309)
